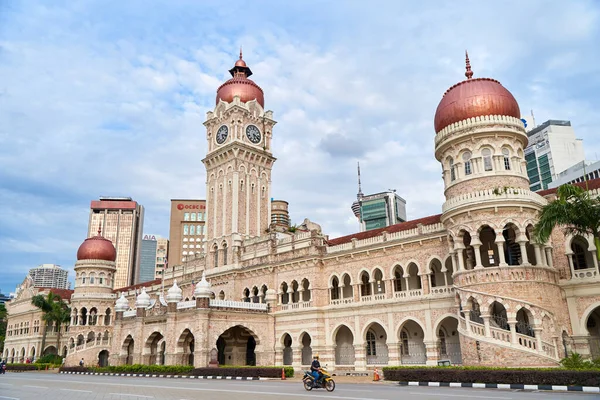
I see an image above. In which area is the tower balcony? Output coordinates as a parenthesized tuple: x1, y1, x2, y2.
(442, 187, 547, 215)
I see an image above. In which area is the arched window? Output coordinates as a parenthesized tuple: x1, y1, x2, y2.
(502, 148, 511, 170)
(482, 148, 493, 171)
(81, 273, 87, 285)
(463, 152, 472, 175)
(448, 157, 456, 181)
(213, 244, 219, 268)
(366, 330, 376, 356)
(222, 243, 228, 266)
(400, 331, 409, 355)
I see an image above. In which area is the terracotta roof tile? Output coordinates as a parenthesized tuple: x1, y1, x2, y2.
(113, 279, 161, 293)
(38, 288, 74, 302)
(537, 177, 600, 197)
(327, 214, 442, 246)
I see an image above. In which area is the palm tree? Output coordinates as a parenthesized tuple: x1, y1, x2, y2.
(534, 184, 600, 262)
(31, 292, 71, 358)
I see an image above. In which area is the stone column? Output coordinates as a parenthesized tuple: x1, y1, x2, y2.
(402, 274, 410, 291)
(386, 341, 400, 366)
(424, 341, 440, 366)
(440, 267, 448, 287)
(508, 320, 518, 344)
(533, 244, 543, 267)
(472, 243, 483, 269)
(566, 253, 576, 278)
(481, 314, 491, 337)
(353, 344, 366, 370)
(454, 244, 466, 271)
(450, 251, 458, 275)
(517, 239, 530, 266)
(545, 247, 554, 268)
(420, 273, 430, 295)
(540, 245, 548, 267)
(495, 232, 507, 266)
(534, 328, 543, 353)
(384, 279, 393, 297)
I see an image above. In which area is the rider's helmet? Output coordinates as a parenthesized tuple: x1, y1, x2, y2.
(314, 354, 319, 359)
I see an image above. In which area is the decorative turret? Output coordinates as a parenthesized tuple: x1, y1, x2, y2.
(115, 292, 129, 312)
(166, 280, 183, 312)
(194, 272, 212, 308)
(135, 287, 151, 308)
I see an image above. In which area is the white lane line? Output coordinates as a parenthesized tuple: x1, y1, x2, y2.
(0, 396, 20, 400)
(60, 389, 93, 393)
(4, 377, 384, 400)
(0, 383, 14, 386)
(23, 385, 48, 389)
(409, 392, 512, 399)
(109, 394, 153, 398)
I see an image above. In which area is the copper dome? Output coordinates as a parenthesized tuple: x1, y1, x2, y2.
(76, 227, 116, 262)
(216, 50, 264, 108)
(434, 52, 520, 133)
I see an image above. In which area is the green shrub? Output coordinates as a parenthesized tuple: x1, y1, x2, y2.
(382, 366, 600, 387)
(560, 353, 599, 370)
(190, 366, 293, 378)
(35, 355, 63, 365)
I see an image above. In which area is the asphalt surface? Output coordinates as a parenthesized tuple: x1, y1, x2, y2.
(0, 372, 599, 400)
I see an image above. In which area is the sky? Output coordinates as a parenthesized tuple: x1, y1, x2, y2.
(1, 0, 599, 293)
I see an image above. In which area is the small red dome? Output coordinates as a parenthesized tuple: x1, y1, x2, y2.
(434, 53, 520, 133)
(216, 51, 264, 108)
(77, 231, 116, 262)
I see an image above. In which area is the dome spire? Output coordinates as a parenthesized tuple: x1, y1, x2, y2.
(465, 50, 473, 79)
(239, 46, 243, 60)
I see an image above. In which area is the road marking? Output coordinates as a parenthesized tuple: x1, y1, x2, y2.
(0, 383, 13, 386)
(4, 377, 384, 400)
(23, 385, 48, 389)
(110, 394, 154, 398)
(409, 392, 512, 399)
(0, 396, 20, 400)
(60, 389, 93, 393)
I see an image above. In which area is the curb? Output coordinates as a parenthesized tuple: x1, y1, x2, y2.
(398, 381, 600, 393)
(59, 371, 268, 380)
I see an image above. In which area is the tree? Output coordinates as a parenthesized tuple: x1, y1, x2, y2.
(0, 303, 7, 355)
(31, 292, 71, 358)
(534, 184, 600, 262)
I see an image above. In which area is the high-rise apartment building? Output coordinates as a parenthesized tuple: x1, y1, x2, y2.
(137, 234, 169, 283)
(168, 200, 207, 264)
(28, 264, 69, 289)
(524, 120, 585, 191)
(88, 197, 144, 289)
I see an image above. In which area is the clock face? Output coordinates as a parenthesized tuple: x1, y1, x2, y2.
(216, 125, 228, 144)
(246, 125, 262, 144)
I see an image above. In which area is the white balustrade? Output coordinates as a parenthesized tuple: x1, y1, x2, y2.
(209, 299, 268, 311)
(443, 187, 546, 213)
(177, 300, 196, 310)
(572, 267, 599, 280)
(330, 298, 354, 306)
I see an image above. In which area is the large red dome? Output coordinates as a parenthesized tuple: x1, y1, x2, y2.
(434, 53, 520, 133)
(216, 51, 264, 108)
(76, 229, 116, 262)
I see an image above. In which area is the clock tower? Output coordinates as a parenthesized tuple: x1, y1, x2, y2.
(202, 51, 277, 269)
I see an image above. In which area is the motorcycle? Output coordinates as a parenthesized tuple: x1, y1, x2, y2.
(0, 364, 6, 375)
(303, 366, 335, 392)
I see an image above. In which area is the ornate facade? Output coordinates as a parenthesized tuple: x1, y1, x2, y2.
(5, 53, 600, 370)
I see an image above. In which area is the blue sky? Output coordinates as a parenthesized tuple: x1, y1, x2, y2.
(1, 0, 599, 293)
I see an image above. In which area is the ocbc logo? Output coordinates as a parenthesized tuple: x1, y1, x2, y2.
(177, 204, 205, 210)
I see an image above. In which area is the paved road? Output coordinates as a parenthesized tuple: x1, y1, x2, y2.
(0, 372, 598, 400)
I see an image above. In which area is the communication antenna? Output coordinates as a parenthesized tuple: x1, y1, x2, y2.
(357, 162, 364, 200)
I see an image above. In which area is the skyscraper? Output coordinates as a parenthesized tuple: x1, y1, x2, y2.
(28, 264, 69, 289)
(88, 197, 144, 289)
(524, 120, 585, 191)
(168, 200, 207, 264)
(137, 234, 168, 283)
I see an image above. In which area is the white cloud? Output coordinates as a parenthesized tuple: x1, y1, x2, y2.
(1, 0, 599, 291)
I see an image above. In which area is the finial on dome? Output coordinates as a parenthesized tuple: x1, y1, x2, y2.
(465, 50, 473, 79)
(240, 46, 243, 60)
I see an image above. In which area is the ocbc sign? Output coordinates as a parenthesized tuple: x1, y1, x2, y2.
(177, 204, 206, 210)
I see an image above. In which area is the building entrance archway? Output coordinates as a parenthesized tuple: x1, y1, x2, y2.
(216, 325, 257, 366)
(98, 350, 109, 367)
(334, 325, 355, 365)
(177, 329, 195, 366)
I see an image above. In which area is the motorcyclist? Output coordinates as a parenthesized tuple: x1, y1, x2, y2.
(0, 359, 6, 374)
(310, 354, 321, 386)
